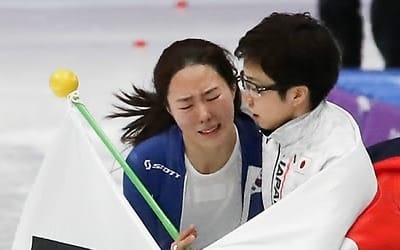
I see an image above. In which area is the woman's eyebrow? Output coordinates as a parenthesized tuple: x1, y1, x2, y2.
(176, 95, 193, 102)
(203, 86, 219, 95)
(244, 73, 260, 83)
(175, 86, 219, 102)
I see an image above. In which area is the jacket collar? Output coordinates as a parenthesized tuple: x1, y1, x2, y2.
(267, 101, 326, 147)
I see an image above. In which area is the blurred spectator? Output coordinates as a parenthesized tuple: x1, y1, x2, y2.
(319, 0, 400, 68)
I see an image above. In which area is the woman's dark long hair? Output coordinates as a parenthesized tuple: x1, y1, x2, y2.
(109, 38, 241, 146)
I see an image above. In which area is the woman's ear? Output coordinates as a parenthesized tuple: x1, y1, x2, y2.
(289, 85, 309, 106)
(166, 104, 171, 114)
(231, 83, 237, 96)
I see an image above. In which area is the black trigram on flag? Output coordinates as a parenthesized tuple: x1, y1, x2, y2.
(31, 236, 92, 250)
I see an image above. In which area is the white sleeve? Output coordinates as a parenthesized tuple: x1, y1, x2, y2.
(205, 141, 376, 250)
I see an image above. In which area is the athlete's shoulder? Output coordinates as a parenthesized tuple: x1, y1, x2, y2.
(126, 125, 182, 168)
(235, 112, 262, 165)
(234, 111, 259, 131)
(368, 137, 400, 163)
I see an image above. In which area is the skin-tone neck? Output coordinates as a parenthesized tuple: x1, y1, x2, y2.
(184, 125, 237, 174)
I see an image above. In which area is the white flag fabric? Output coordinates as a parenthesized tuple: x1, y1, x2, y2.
(206, 141, 376, 250)
(12, 109, 159, 250)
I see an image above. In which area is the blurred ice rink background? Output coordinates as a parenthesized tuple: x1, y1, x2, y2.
(0, 0, 381, 249)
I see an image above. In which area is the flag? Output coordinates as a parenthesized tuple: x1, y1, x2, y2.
(345, 138, 400, 250)
(12, 109, 159, 250)
(206, 140, 376, 250)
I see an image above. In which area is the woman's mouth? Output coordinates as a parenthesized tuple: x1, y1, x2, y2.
(199, 124, 220, 135)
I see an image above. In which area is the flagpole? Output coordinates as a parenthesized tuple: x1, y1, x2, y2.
(49, 69, 180, 241)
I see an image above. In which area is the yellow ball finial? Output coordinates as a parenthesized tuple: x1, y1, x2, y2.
(49, 69, 79, 97)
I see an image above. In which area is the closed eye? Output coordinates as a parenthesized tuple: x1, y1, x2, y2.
(179, 105, 192, 110)
(206, 94, 220, 101)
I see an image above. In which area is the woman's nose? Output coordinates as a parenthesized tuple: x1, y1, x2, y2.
(242, 91, 254, 107)
(198, 103, 212, 123)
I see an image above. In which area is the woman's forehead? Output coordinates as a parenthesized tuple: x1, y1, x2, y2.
(168, 65, 226, 95)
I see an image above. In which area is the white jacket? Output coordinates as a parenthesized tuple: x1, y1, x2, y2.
(262, 101, 374, 208)
(207, 101, 377, 250)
